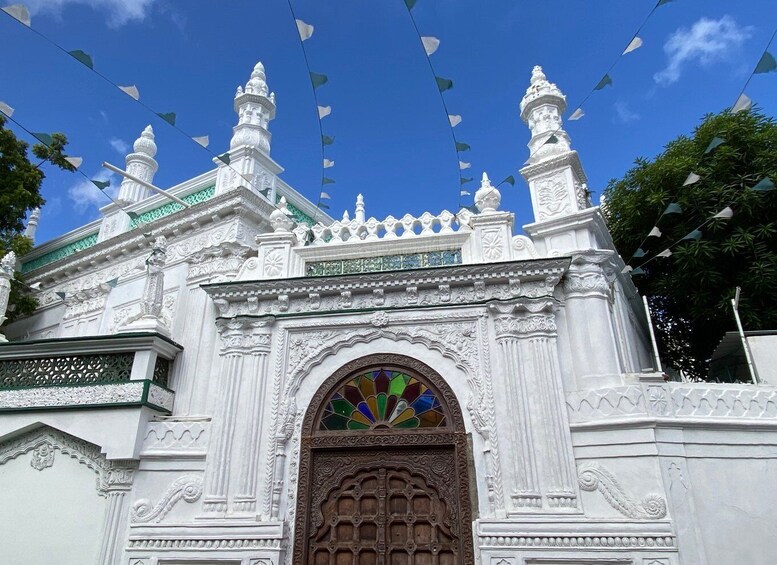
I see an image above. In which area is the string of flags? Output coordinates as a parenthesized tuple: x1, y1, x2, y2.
(623, 26, 777, 276)
(0, 3, 301, 225)
(287, 1, 335, 221)
(403, 0, 474, 209)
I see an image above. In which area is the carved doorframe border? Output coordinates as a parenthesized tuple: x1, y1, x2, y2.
(293, 353, 476, 564)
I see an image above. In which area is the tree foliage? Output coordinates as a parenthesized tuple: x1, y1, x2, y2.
(0, 114, 75, 322)
(603, 109, 777, 380)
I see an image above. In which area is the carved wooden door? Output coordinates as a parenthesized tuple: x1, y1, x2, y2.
(295, 357, 475, 565)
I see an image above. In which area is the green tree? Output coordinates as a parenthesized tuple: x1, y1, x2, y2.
(0, 114, 76, 322)
(603, 108, 777, 380)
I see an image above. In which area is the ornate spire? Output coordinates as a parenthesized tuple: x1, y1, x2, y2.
(475, 172, 501, 214)
(520, 66, 571, 163)
(24, 207, 40, 242)
(270, 197, 294, 233)
(133, 125, 157, 157)
(116, 125, 159, 207)
(230, 61, 277, 154)
(355, 194, 365, 223)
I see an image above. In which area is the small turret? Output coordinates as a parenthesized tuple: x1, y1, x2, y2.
(520, 66, 571, 163)
(230, 61, 276, 154)
(116, 125, 158, 207)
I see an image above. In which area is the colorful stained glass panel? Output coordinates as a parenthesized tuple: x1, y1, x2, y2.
(319, 369, 448, 431)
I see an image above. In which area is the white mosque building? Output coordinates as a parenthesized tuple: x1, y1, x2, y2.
(0, 62, 775, 565)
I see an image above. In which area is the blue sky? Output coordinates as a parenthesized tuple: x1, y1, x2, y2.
(2, 0, 776, 245)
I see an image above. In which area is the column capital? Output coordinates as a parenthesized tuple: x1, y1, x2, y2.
(215, 316, 275, 356)
(563, 249, 614, 299)
(488, 299, 557, 339)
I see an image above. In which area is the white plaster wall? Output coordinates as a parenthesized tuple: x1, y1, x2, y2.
(0, 447, 106, 564)
(747, 335, 777, 384)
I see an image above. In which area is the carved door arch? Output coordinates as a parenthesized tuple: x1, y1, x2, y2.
(294, 354, 475, 565)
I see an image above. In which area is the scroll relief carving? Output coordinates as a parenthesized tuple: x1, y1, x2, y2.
(131, 474, 204, 523)
(578, 462, 667, 519)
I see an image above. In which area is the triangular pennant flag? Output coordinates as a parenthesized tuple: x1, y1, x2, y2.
(459, 161, 471, 170)
(464, 204, 479, 214)
(32, 132, 53, 146)
(310, 72, 328, 88)
(105, 278, 119, 288)
(621, 265, 633, 274)
(323, 177, 336, 185)
(2, 4, 30, 26)
(119, 85, 140, 100)
(460, 177, 473, 185)
(630, 267, 645, 276)
(683, 172, 701, 186)
(657, 0, 674, 6)
(732, 93, 752, 114)
(460, 190, 471, 196)
(0, 101, 14, 117)
(455, 142, 470, 152)
(68, 50, 94, 69)
(421, 36, 440, 56)
(404, 0, 417, 10)
(157, 112, 176, 126)
(713, 206, 734, 220)
(258, 187, 271, 197)
(704, 136, 725, 154)
(217, 152, 230, 165)
(569, 108, 584, 121)
(436, 76, 453, 92)
(623, 36, 643, 55)
(296, 19, 314, 41)
(193, 135, 209, 148)
(648, 226, 662, 238)
(323, 159, 335, 168)
(322, 135, 335, 146)
(594, 74, 613, 90)
(320, 192, 331, 200)
(319, 202, 330, 210)
(681, 229, 702, 241)
(318, 105, 332, 119)
(64, 156, 83, 169)
(633, 248, 646, 258)
(754, 52, 777, 74)
(448, 114, 462, 127)
(91, 179, 110, 190)
(656, 249, 672, 258)
(546, 134, 559, 144)
(55, 291, 66, 300)
(751, 177, 775, 192)
(127, 211, 140, 220)
(499, 175, 516, 187)
(664, 202, 682, 215)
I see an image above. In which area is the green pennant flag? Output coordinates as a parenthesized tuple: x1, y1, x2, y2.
(68, 50, 94, 69)
(258, 187, 271, 197)
(435, 76, 453, 92)
(682, 229, 702, 241)
(455, 142, 471, 152)
(91, 179, 110, 190)
(630, 267, 645, 276)
(657, 0, 674, 5)
(499, 175, 516, 187)
(128, 211, 140, 220)
(320, 203, 330, 210)
(464, 204, 479, 213)
(404, 0, 417, 10)
(310, 72, 328, 88)
(546, 134, 559, 144)
(157, 112, 176, 126)
(460, 177, 473, 185)
(323, 177, 336, 185)
(217, 152, 230, 165)
(322, 135, 335, 146)
(105, 278, 119, 288)
(754, 52, 777, 74)
(704, 136, 725, 154)
(664, 202, 682, 215)
(751, 177, 775, 192)
(633, 248, 646, 258)
(55, 291, 66, 300)
(594, 74, 613, 90)
(32, 132, 53, 146)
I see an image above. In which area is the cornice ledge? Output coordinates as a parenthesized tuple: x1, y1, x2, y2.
(519, 150, 587, 182)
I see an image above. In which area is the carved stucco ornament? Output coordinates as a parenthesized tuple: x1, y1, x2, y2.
(131, 474, 204, 523)
(578, 462, 667, 519)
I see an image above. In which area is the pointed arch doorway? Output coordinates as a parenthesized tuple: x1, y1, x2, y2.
(293, 354, 475, 565)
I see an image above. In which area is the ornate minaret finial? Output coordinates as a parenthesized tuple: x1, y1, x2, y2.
(24, 208, 40, 242)
(0, 251, 16, 342)
(355, 194, 365, 223)
(116, 125, 159, 207)
(475, 172, 501, 214)
(230, 61, 277, 154)
(270, 197, 294, 233)
(519, 65, 572, 164)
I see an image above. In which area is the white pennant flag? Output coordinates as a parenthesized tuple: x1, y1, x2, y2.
(448, 114, 462, 127)
(459, 161, 471, 170)
(569, 108, 584, 121)
(193, 135, 209, 148)
(657, 249, 672, 258)
(0, 101, 14, 117)
(318, 105, 332, 119)
(320, 191, 331, 200)
(732, 93, 752, 114)
(460, 190, 471, 196)
(119, 85, 140, 100)
(2, 4, 31, 26)
(623, 36, 643, 55)
(64, 156, 83, 168)
(683, 172, 701, 186)
(296, 19, 314, 41)
(421, 36, 440, 56)
(323, 158, 335, 168)
(713, 206, 734, 220)
(648, 226, 662, 238)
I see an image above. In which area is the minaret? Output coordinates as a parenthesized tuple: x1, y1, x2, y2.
(519, 66, 591, 227)
(116, 125, 158, 207)
(24, 208, 40, 243)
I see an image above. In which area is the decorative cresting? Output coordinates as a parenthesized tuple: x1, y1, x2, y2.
(293, 354, 476, 564)
(131, 474, 204, 523)
(578, 462, 668, 520)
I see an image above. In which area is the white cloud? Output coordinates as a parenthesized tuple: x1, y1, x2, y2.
(68, 171, 118, 214)
(24, 0, 156, 27)
(655, 16, 752, 86)
(109, 138, 129, 154)
(614, 101, 640, 125)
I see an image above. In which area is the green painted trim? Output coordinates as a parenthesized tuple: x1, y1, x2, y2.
(0, 379, 134, 392)
(129, 185, 216, 229)
(0, 401, 170, 414)
(0, 331, 183, 350)
(21, 232, 99, 273)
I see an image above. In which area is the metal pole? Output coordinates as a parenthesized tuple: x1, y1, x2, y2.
(101, 162, 191, 208)
(642, 295, 663, 373)
(731, 286, 758, 385)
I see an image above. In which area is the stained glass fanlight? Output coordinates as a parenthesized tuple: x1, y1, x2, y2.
(319, 368, 447, 431)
